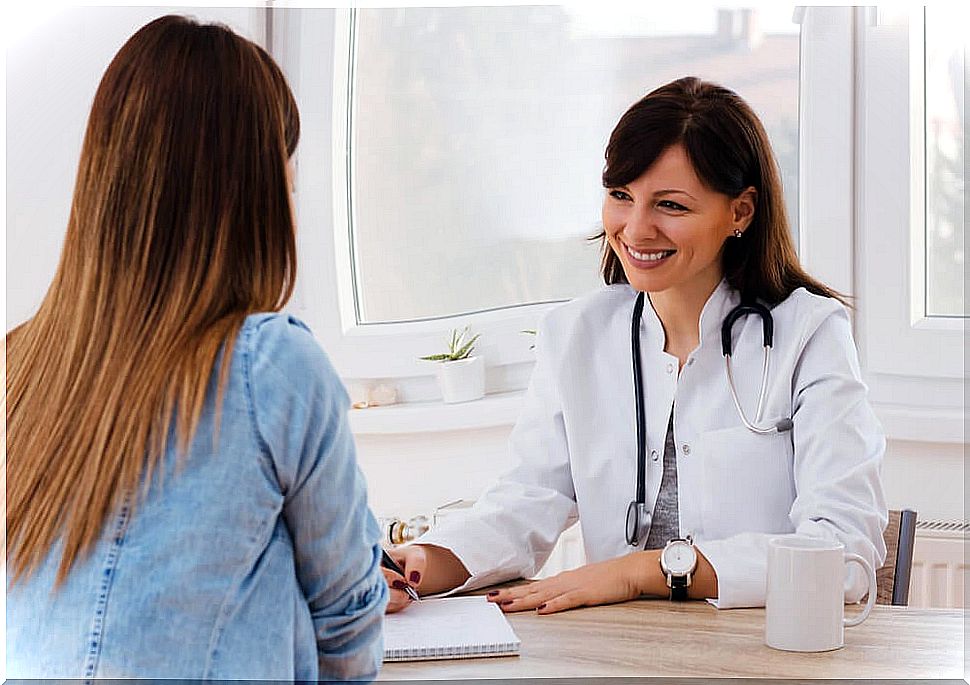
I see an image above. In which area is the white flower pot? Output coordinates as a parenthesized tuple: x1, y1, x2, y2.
(436, 356, 485, 404)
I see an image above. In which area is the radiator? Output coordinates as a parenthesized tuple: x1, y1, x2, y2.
(909, 519, 968, 609)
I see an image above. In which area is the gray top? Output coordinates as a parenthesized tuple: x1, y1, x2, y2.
(644, 411, 680, 549)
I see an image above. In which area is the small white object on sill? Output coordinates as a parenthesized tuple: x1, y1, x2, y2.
(369, 382, 399, 405)
(351, 381, 400, 410)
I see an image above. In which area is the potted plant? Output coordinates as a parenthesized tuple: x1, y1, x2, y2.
(420, 326, 485, 403)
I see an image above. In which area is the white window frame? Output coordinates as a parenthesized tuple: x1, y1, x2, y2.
(852, 7, 965, 443)
(280, 8, 550, 400)
(796, 6, 855, 297)
(276, 7, 878, 425)
(801, 7, 965, 443)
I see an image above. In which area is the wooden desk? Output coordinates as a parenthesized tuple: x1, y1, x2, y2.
(378, 598, 964, 679)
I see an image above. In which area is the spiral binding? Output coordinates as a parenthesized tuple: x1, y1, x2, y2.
(385, 640, 521, 662)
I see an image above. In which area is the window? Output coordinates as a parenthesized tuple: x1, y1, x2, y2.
(924, 7, 965, 318)
(285, 8, 861, 407)
(852, 7, 965, 442)
(347, 6, 800, 324)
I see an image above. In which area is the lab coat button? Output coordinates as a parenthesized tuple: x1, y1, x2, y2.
(666, 363, 674, 374)
(651, 449, 659, 461)
(682, 443, 691, 455)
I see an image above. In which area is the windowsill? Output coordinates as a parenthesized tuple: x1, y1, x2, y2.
(347, 390, 524, 435)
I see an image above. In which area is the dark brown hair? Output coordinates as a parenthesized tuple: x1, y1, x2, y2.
(6, 15, 300, 586)
(595, 76, 846, 306)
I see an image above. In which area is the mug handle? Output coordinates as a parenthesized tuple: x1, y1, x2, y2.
(843, 552, 877, 627)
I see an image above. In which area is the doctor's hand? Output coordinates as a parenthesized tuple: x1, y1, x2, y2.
(485, 554, 647, 614)
(486, 549, 718, 614)
(381, 566, 414, 614)
(382, 543, 472, 612)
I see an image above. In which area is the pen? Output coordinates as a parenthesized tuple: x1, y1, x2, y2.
(381, 548, 421, 602)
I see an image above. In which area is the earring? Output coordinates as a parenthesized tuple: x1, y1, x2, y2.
(733, 229, 743, 238)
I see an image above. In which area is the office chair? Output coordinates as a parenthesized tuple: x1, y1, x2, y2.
(875, 509, 918, 606)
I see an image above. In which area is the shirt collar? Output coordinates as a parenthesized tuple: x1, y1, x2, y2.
(698, 278, 741, 350)
(632, 278, 740, 353)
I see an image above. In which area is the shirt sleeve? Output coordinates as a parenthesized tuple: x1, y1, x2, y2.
(413, 316, 579, 593)
(697, 304, 888, 609)
(248, 314, 388, 679)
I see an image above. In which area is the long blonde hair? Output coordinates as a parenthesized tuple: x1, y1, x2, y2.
(5, 15, 301, 586)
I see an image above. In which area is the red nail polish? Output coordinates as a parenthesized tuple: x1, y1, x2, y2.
(487, 591, 499, 597)
(391, 580, 407, 590)
(537, 603, 547, 610)
(409, 571, 421, 584)
(500, 600, 513, 605)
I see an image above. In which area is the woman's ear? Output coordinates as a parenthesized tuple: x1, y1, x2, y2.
(731, 187, 758, 233)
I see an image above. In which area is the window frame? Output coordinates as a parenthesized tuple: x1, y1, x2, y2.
(849, 6, 965, 443)
(284, 7, 589, 391)
(277, 7, 906, 425)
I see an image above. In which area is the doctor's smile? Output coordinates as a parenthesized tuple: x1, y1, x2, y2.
(619, 242, 677, 267)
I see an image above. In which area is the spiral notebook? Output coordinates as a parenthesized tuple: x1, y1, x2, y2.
(383, 596, 521, 662)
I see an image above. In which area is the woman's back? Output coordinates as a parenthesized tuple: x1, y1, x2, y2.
(6, 314, 388, 679)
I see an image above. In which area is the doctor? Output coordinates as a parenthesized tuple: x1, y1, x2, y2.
(384, 76, 887, 614)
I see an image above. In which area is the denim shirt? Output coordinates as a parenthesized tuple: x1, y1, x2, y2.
(6, 313, 389, 680)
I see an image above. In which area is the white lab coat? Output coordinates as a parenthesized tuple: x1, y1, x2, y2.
(416, 280, 888, 608)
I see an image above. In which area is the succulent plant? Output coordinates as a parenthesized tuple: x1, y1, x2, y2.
(420, 326, 480, 362)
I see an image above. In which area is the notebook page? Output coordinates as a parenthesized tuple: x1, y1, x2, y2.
(383, 596, 521, 661)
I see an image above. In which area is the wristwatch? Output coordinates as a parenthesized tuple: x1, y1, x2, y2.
(660, 535, 697, 600)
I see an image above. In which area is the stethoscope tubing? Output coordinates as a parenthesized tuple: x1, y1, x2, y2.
(631, 292, 647, 506)
(725, 345, 777, 434)
(626, 291, 793, 547)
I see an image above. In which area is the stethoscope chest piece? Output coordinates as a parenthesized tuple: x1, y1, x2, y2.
(625, 500, 651, 547)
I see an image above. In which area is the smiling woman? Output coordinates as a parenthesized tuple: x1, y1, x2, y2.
(592, 77, 845, 364)
(382, 76, 887, 618)
(602, 144, 756, 298)
(595, 78, 841, 311)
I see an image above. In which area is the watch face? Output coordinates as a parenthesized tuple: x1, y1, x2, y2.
(663, 541, 697, 575)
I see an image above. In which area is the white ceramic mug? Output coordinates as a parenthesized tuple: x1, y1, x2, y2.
(765, 536, 877, 652)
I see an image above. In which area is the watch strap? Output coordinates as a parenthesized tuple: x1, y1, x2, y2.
(669, 574, 689, 601)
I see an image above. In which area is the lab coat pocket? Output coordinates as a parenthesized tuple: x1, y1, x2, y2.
(695, 425, 796, 540)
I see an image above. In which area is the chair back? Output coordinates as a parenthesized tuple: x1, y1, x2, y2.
(876, 509, 917, 605)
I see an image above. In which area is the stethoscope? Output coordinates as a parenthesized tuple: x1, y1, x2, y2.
(625, 291, 794, 547)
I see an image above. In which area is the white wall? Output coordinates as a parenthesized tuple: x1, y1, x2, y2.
(881, 440, 964, 522)
(5, 7, 965, 535)
(5, 5, 265, 329)
(356, 428, 514, 522)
